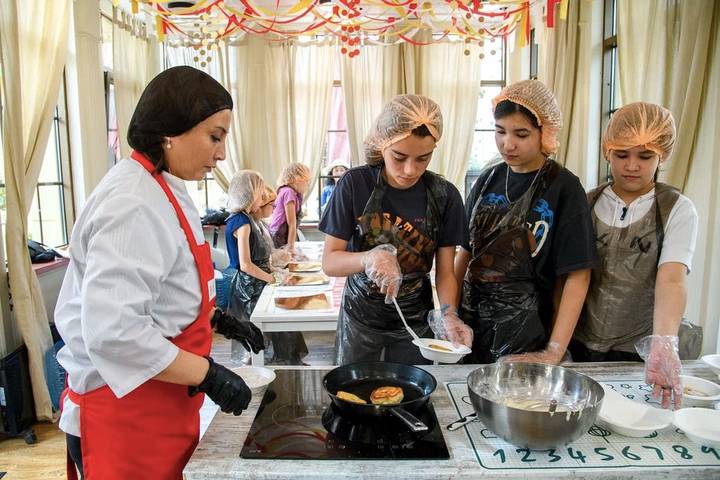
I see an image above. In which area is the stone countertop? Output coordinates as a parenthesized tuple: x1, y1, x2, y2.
(184, 361, 720, 479)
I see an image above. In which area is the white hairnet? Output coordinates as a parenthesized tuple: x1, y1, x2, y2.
(227, 170, 265, 213)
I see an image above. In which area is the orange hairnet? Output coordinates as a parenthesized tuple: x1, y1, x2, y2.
(492, 80, 562, 156)
(602, 102, 676, 161)
(364, 94, 443, 165)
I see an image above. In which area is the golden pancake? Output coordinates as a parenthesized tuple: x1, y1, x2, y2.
(336, 391, 367, 404)
(370, 386, 404, 405)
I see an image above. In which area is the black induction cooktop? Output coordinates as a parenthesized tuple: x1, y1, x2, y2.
(240, 369, 450, 460)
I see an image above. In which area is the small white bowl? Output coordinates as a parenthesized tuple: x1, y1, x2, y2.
(674, 408, 720, 449)
(598, 384, 674, 437)
(702, 354, 720, 376)
(232, 366, 276, 394)
(679, 375, 720, 408)
(412, 338, 471, 364)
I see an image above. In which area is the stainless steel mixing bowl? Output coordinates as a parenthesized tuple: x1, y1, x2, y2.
(467, 362, 604, 449)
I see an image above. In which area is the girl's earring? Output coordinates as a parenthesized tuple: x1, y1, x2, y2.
(166, 141, 172, 150)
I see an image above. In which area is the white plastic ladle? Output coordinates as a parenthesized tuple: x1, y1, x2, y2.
(392, 298, 422, 343)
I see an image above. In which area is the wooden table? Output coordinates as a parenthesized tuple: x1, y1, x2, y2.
(184, 361, 720, 479)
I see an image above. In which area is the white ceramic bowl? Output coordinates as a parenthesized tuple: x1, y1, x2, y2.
(412, 338, 471, 364)
(702, 354, 720, 376)
(597, 384, 674, 437)
(674, 408, 720, 449)
(679, 375, 720, 408)
(232, 366, 276, 394)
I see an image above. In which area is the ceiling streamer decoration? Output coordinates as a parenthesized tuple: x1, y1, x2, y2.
(116, 0, 567, 59)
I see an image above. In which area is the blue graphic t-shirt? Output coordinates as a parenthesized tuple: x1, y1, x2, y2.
(462, 161, 596, 292)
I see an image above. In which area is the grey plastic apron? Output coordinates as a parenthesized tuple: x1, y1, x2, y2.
(575, 182, 679, 353)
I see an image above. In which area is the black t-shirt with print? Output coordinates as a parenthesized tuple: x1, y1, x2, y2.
(462, 161, 597, 292)
(319, 165, 467, 256)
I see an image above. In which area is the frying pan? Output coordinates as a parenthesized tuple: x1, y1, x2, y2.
(322, 361, 437, 432)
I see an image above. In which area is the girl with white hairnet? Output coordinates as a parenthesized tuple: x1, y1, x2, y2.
(319, 94, 473, 365)
(455, 80, 597, 366)
(571, 102, 698, 410)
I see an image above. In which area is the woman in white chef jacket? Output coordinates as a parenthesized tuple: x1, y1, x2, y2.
(55, 66, 263, 480)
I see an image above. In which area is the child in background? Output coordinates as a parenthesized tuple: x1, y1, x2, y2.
(250, 185, 307, 364)
(225, 171, 275, 363)
(320, 160, 349, 212)
(270, 162, 311, 251)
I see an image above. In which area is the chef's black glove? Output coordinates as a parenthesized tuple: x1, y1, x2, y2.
(188, 356, 251, 415)
(211, 309, 264, 353)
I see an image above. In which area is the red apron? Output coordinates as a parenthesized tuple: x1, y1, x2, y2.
(62, 151, 216, 479)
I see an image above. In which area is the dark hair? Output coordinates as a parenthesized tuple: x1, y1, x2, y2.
(127, 66, 233, 171)
(411, 124, 433, 138)
(493, 99, 540, 129)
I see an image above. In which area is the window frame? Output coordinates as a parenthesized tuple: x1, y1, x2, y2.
(599, 0, 618, 183)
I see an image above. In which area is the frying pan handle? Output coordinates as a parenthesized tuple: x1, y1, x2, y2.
(390, 407, 429, 432)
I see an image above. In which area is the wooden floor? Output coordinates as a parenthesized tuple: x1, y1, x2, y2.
(0, 332, 335, 479)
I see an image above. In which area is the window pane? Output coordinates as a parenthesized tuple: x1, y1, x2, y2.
(611, 48, 621, 110)
(469, 131, 498, 171)
(107, 83, 121, 162)
(480, 39, 504, 82)
(326, 131, 350, 167)
(476, 86, 502, 130)
(28, 190, 41, 243)
(205, 176, 227, 210)
(37, 185, 66, 247)
(185, 180, 208, 215)
(39, 120, 61, 183)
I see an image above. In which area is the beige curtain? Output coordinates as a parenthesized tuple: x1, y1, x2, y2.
(0, 0, 71, 420)
(538, 0, 602, 186)
(67, 0, 109, 206)
(405, 37, 483, 186)
(617, 0, 720, 353)
(341, 43, 406, 166)
(113, 10, 161, 159)
(288, 42, 336, 202)
(617, 0, 716, 189)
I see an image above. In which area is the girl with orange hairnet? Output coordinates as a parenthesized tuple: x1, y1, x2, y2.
(319, 94, 473, 364)
(455, 80, 597, 365)
(571, 102, 698, 409)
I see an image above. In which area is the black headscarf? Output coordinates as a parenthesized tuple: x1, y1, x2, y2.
(127, 66, 233, 170)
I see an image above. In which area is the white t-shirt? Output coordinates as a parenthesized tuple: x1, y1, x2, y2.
(56, 159, 205, 436)
(592, 186, 698, 271)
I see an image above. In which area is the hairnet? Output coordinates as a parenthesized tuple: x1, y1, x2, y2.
(227, 170, 265, 213)
(492, 80, 562, 156)
(325, 159, 349, 175)
(278, 162, 311, 186)
(127, 66, 233, 169)
(364, 94, 443, 165)
(602, 102, 676, 160)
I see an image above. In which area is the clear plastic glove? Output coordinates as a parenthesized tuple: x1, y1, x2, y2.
(427, 305, 473, 348)
(499, 341, 565, 365)
(636, 335, 682, 409)
(270, 248, 291, 268)
(211, 309, 265, 353)
(188, 356, 251, 415)
(271, 270, 288, 285)
(290, 246, 309, 262)
(360, 244, 402, 304)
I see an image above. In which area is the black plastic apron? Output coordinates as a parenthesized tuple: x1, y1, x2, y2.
(227, 215, 308, 362)
(335, 168, 446, 365)
(461, 161, 559, 364)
